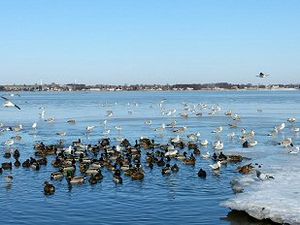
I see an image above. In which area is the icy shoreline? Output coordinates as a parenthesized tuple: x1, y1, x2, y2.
(222, 149, 300, 225)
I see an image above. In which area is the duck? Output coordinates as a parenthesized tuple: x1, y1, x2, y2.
(5, 175, 13, 183)
(171, 164, 179, 172)
(67, 176, 85, 185)
(4, 151, 11, 158)
(238, 163, 254, 174)
(89, 175, 98, 185)
(2, 162, 12, 170)
(193, 148, 201, 155)
(94, 171, 103, 181)
(161, 164, 172, 175)
(51, 171, 64, 181)
(44, 181, 55, 195)
(14, 159, 21, 167)
(198, 168, 207, 178)
(113, 169, 123, 184)
(131, 170, 145, 180)
(13, 149, 20, 159)
(164, 148, 178, 157)
(157, 158, 165, 167)
(183, 154, 196, 166)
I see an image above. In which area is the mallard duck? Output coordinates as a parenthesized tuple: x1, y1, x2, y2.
(2, 162, 12, 170)
(161, 164, 171, 175)
(68, 176, 85, 185)
(51, 172, 64, 181)
(183, 154, 196, 165)
(44, 181, 55, 195)
(13, 149, 20, 159)
(131, 170, 144, 180)
(171, 164, 179, 172)
(238, 163, 254, 174)
(94, 171, 103, 181)
(14, 159, 21, 167)
(89, 175, 98, 185)
(113, 175, 123, 184)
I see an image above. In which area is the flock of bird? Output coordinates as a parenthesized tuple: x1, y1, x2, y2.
(1, 86, 299, 196)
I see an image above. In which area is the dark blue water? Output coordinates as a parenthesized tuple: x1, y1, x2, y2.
(1, 90, 299, 225)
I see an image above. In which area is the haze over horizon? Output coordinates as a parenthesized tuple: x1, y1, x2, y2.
(1, 0, 299, 85)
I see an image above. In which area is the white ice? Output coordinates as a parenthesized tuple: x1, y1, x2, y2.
(222, 146, 300, 225)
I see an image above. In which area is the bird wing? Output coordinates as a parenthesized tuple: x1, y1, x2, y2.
(1, 96, 9, 101)
(14, 104, 21, 110)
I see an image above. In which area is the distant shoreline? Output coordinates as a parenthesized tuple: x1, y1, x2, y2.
(1, 83, 299, 92)
(0, 88, 299, 94)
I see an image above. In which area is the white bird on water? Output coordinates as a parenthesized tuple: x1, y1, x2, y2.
(209, 161, 222, 170)
(154, 123, 166, 132)
(213, 140, 224, 150)
(276, 123, 285, 131)
(5, 139, 14, 146)
(86, 126, 95, 132)
(212, 126, 223, 134)
(1, 96, 21, 110)
(32, 122, 37, 130)
(256, 170, 274, 181)
(144, 120, 152, 126)
(287, 117, 296, 123)
(201, 151, 210, 159)
(200, 139, 209, 146)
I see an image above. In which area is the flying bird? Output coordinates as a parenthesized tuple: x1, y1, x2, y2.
(256, 72, 269, 78)
(1, 96, 21, 110)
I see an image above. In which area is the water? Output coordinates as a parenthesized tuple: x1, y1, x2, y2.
(0, 90, 299, 225)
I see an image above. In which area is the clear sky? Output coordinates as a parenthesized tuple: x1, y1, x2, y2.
(0, 0, 299, 85)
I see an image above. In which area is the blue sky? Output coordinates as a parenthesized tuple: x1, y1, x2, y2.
(0, 0, 299, 84)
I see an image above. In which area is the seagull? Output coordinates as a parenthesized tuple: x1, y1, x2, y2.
(256, 72, 269, 78)
(201, 151, 210, 159)
(213, 140, 224, 150)
(32, 122, 37, 130)
(256, 170, 274, 181)
(287, 117, 296, 123)
(212, 126, 223, 134)
(106, 110, 113, 117)
(276, 123, 285, 131)
(115, 126, 122, 131)
(200, 139, 209, 146)
(154, 123, 166, 132)
(227, 132, 236, 139)
(1, 96, 21, 110)
(144, 120, 152, 126)
(56, 131, 66, 136)
(171, 135, 181, 143)
(187, 132, 201, 142)
(39, 107, 46, 119)
(86, 126, 95, 132)
(209, 161, 222, 170)
(280, 138, 293, 147)
(288, 146, 300, 154)
(5, 139, 14, 146)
